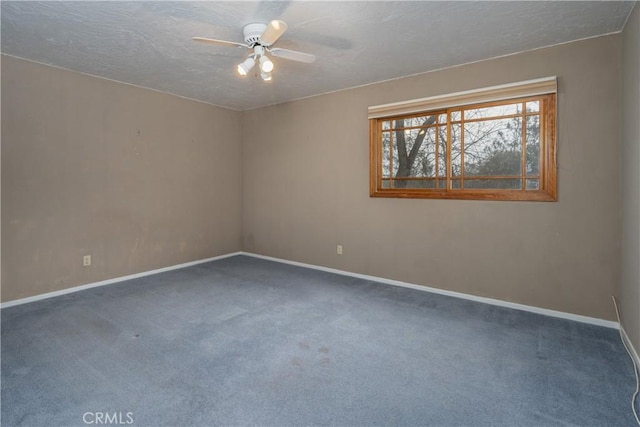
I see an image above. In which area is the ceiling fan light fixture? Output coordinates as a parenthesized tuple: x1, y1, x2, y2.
(193, 19, 314, 82)
(259, 55, 274, 73)
(237, 56, 255, 76)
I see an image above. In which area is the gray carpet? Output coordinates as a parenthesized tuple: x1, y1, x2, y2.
(1, 255, 635, 426)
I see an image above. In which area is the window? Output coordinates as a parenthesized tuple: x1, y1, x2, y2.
(369, 78, 557, 201)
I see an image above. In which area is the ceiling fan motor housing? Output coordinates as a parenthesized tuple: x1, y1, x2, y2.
(243, 23, 267, 46)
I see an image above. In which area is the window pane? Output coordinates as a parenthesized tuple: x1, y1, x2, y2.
(382, 131, 391, 178)
(392, 123, 440, 179)
(414, 115, 437, 128)
(526, 101, 539, 112)
(526, 115, 540, 175)
(437, 125, 447, 178)
(411, 127, 436, 178)
(392, 115, 437, 129)
(463, 117, 523, 177)
(463, 178, 522, 190)
(392, 118, 405, 130)
(526, 179, 539, 190)
(423, 154, 437, 178)
(382, 178, 391, 188)
(450, 110, 462, 122)
(451, 123, 462, 177)
(391, 132, 399, 177)
(451, 178, 462, 189)
(382, 121, 391, 130)
(394, 179, 436, 189)
(464, 102, 522, 121)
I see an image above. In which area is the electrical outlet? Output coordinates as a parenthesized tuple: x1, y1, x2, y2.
(337, 245, 343, 255)
(83, 255, 91, 267)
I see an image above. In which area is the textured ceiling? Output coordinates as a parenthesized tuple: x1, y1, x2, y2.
(1, 1, 635, 110)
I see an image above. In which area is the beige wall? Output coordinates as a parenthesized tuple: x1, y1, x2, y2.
(1, 55, 242, 302)
(620, 3, 640, 349)
(242, 35, 622, 320)
(1, 30, 632, 322)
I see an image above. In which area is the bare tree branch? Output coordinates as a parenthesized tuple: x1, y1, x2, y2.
(394, 116, 437, 182)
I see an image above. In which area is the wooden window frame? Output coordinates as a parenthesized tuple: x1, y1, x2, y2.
(369, 83, 557, 202)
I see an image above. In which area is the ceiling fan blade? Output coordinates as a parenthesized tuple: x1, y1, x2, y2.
(192, 37, 247, 48)
(259, 20, 288, 46)
(269, 48, 316, 63)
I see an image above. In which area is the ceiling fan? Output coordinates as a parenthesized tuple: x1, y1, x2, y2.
(193, 20, 316, 81)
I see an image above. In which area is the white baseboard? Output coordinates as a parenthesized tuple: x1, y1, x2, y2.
(0, 252, 242, 309)
(621, 325, 640, 369)
(1, 250, 620, 330)
(240, 251, 619, 329)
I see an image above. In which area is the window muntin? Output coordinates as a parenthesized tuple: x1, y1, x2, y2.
(370, 94, 556, 201)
